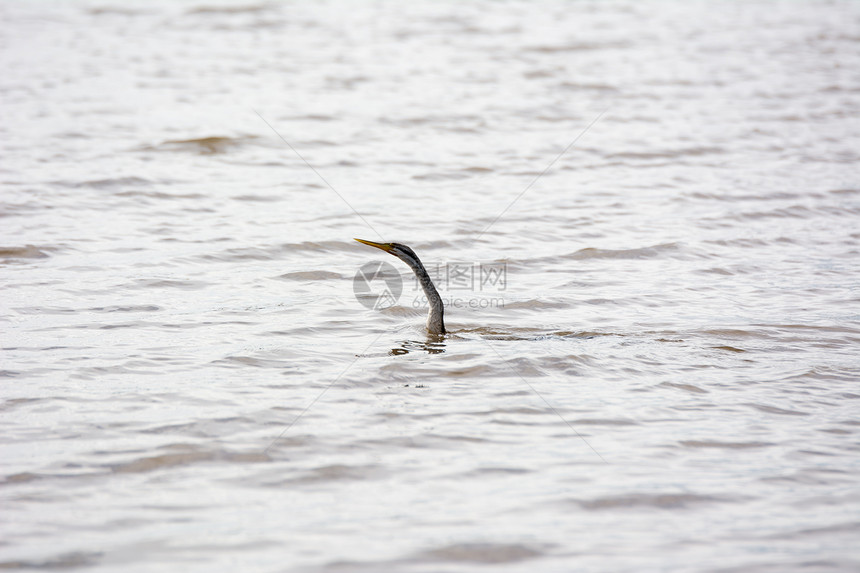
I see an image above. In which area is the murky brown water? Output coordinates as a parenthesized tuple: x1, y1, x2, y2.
(2, 1, 859, 571)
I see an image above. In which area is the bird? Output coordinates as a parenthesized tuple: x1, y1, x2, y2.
(354, 239, 446, 335)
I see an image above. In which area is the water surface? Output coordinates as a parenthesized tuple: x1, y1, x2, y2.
(2, 1, 859, 571)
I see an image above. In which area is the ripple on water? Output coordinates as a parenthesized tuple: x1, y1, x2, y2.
(412, 542, 546, 564)
(745, 403, 809, 417)
(115, 189, 205, 201)
(0, 244, 52, 262)
(144, 135, 260, 155)
(680, 440, 774, 450)
(302, 543, 547, 572)
(212, 355, 301, 369)
(11, 305, 164, 315)
(562, 242, 683, 261)
(106, 445, 269, 474)
(0, 552, 103, 571)
(54, 175, 153, 189)
(122, 278, 211, 290)
(277, 270, 344, 280)
(263, 463, 389, 487)
(571, 492, 742, 511)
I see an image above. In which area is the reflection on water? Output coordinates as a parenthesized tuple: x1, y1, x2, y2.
(2, 0, 860, 571)
(454, 327, 616, 341)
(390, 339, 447, 356)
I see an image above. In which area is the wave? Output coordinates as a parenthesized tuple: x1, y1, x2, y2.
(55, 176, 153, 189)
(277, 270, 343, 280)
(145, 136, 259, 155)
(571, 492, 740, 510)
(0, 245, 51, 261)
(564, 242, 682, 260)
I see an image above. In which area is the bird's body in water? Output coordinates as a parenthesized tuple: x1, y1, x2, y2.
(354, 238, 446, 335)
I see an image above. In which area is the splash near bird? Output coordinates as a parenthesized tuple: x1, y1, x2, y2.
(354, 239, 445, 335)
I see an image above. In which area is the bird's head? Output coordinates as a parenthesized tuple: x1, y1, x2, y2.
(354, 238, 422, 268)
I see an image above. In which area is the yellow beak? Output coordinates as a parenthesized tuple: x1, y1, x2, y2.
(354, 238, 394, 253)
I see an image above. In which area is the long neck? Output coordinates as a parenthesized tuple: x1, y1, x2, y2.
(405, 259, 445, 335)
